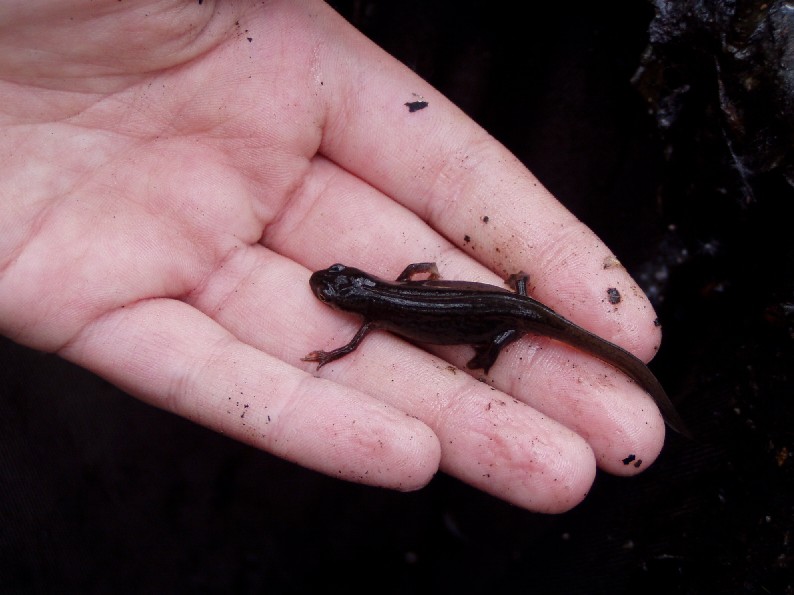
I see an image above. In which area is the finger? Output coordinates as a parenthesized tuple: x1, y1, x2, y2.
(190, 246, 596, 512)
(262, 156, 666, 473)
(58, 297, 441, 491)
(307, 2, 661, 361)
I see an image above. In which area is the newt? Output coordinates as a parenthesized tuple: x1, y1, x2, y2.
(303, 262, 690, 437)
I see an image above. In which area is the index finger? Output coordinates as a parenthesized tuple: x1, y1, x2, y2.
(312, 2, 662, 361)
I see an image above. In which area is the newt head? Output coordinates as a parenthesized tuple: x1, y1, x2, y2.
(308, 264, 377, 312)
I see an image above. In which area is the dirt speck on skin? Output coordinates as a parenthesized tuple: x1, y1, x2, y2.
(404, 100, 428, 112)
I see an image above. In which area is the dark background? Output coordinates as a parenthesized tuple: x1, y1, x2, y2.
(2, 2, 792, 593)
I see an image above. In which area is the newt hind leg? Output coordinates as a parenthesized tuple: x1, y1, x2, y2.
(466, 329, 523, 373)
(506, 271, 530, 296)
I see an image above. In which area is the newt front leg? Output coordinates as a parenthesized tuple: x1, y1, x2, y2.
(302, 321, 380, 368)
(395, 262, 440, 282)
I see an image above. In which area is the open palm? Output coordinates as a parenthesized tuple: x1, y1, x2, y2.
(0, 0, 669, 512)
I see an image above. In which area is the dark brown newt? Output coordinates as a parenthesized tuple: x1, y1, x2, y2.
(303, 262, 690, 437)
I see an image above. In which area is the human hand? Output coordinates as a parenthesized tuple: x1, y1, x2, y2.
(0, 0, 667, 512)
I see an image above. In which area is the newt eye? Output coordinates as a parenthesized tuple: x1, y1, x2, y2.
(328, 264, 346, 273)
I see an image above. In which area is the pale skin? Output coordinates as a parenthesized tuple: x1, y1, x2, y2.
(0, 0, 668, 513)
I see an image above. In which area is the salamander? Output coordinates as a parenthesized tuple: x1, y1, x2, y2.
(303, 262, 690, 436)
